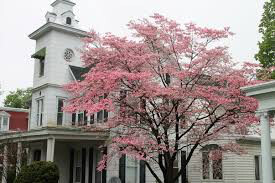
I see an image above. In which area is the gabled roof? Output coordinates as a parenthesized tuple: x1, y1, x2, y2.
(69, 65, 90, 81)
(0, 111, 11, 117)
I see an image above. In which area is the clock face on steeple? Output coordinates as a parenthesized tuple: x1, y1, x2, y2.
(64, 48, 74, 62)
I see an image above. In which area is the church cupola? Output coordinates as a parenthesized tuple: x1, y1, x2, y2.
(45, 0, 79, 27)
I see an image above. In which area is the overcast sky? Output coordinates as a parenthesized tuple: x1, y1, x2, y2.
(0, 0, 266, 106)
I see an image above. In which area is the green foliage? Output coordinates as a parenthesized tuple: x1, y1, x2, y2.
(14, 161, 59, 183)
(4, 88, 32, 109)
(255, 0, 275, 68)
(7, 168, 16, 183)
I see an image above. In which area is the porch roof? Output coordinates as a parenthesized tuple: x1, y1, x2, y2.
(0, 126, 109, 143)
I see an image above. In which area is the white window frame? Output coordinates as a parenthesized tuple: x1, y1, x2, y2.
(201, 150, 223, 180)
(0, 112, 10, 131)
(74, 149, 82, 183)
(56, 97, 66, 126)
(39, 59, 45, 77)
(36, 98, 44, 127)
(125, 156, 139, 183)
(255, 155, 275, 181)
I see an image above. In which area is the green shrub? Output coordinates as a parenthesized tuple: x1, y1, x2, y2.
(7, 168, 16, 183)
(14, 161, 59, 183)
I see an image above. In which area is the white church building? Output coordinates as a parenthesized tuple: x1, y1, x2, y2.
(1, 1, 275, 183)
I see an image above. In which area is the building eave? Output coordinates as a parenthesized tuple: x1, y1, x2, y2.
(32, 83, 63, 92)
(0, 126, 109, 142)
(0, 107, 29, 113)
(29, 22, 88, 40)
(241, 80, 275, 96)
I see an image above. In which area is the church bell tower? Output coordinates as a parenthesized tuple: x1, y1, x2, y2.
(28, 0, 88, 129)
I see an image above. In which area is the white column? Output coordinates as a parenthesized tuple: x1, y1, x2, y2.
(46, 138, 55, 162)
(1, 145, 8, 183)
(16, 142, 22, 175)
(260, 111, 273, 183)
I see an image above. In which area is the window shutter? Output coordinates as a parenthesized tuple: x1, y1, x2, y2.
(104, 110, 108, 122)
(69, 149, 75, 183)
(181, 151, 187, 183)
(139, 160, 146, 183)
(102, 147, 107, 183)
(88, 148, 94, 183)
(82, 148, 87, 183)
(119, 154, 126, 183)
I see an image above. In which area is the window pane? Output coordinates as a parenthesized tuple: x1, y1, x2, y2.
(41, 99, 44, 112)
(58, 99, 64, 112)
(202, 152, 210, 179)
(126, 167, 137, 183)
(57, 113, 63, 125)
(173, 157, 179, 183)
(90, 114, 94, 124)
(104, 110, 108, 122)
(57, 99, 64, 125)
(33, 150, 41, 161)
(40, 113, 43, 126)
(213, 158, 223, 179)
(255, 156, 260, 180)
(75, 167, 81, 182)
(97, 110, 103, 122)
(126, 157, 138, 183)
(84, 111, 88, 125)
(72, 113, 76, 125)
(37, 100, 40, 125)
(40, 59, 45, 76)
(2, 117, 8, 130)
(95, 150, 102, 182)
(78, 113, 84, 124)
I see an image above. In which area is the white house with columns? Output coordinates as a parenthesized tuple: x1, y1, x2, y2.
(242, 80, 275, 183)
(0, 1, 275, 183)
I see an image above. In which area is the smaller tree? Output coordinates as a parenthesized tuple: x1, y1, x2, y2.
(4, 88, 32, 109)
(14, 161, 59, 183)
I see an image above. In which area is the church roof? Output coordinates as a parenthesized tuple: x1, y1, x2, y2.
(51, 0, 75, 7)
(69, 65, 90, 81)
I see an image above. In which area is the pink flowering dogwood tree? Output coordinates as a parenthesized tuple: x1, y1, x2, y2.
(65, 14, 259, 183)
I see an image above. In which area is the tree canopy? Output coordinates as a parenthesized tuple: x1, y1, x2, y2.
(255, 0, 275, 79)
(4, 88, 32, 109)
(65, 14, 259, 183)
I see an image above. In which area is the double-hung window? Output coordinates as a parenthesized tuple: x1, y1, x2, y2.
(173, 155, 179, 183)
(201, 145, 223, 180)
(126, 156, 138, 183)
(97, 94, 108, 123)
(75, 150, 81, 183)
(72, 111, 93, 126)
(0, 112, 10, 131)
(36, 98, 44, 126)
(255, 155, 275, 180)
(39, 59, 45, 77)
(57, 98, 65, 125)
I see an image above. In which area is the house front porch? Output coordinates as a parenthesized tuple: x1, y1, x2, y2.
(0, 126, 109, 183)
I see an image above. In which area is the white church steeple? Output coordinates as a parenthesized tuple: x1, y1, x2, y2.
(29, 0, 87, 129)
(45, 0, 79, 27)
